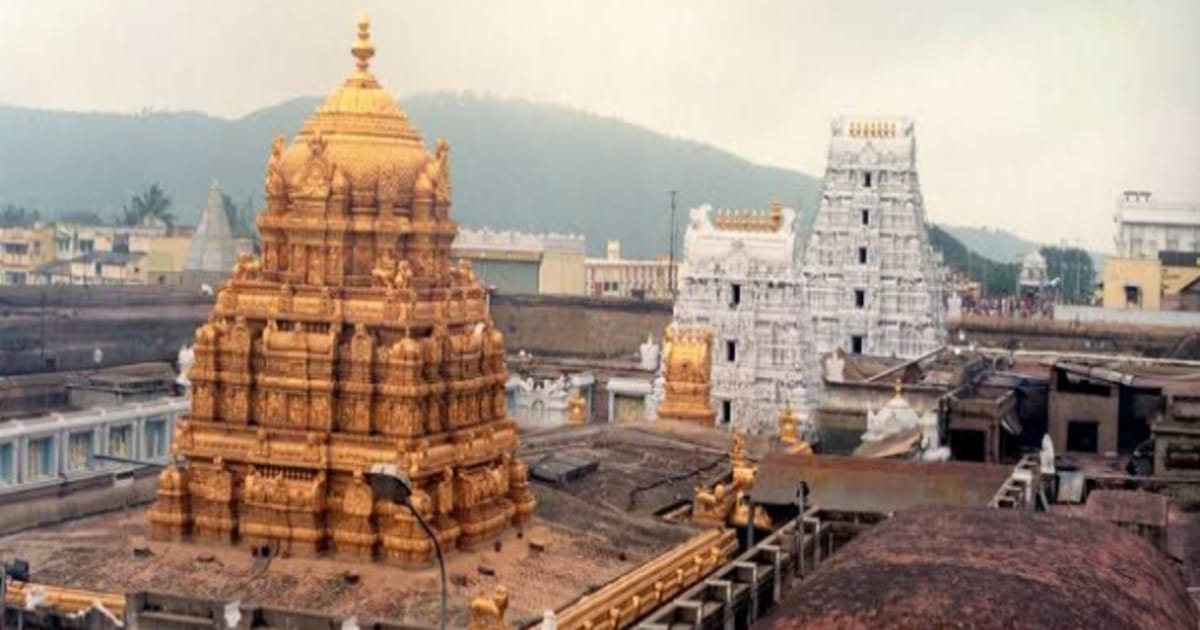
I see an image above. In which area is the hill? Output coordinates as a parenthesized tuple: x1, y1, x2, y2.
(0, 94, 823, 258)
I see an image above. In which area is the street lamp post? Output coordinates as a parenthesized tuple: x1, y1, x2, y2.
(367, 464, 446, 630)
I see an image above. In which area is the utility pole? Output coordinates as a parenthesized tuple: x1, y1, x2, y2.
(668, 190, 677, 298)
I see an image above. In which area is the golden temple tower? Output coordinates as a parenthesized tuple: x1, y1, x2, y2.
(148, 17, 536, 564)
(655, 324, 716, 426)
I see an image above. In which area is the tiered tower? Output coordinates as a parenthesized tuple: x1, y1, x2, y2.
(664, 202, 817, 435)
(148, 17, 536, 564)
(802, 117, 946, 359)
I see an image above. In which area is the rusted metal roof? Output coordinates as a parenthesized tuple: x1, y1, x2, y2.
(1071, 489, 1169, 528)
(750, 453, 1011, 511)
(772, 506, 1197, 630)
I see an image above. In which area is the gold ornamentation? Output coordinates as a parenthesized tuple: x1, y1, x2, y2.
(467, 586, 510, 630)
(149, 17, 532, 564)
(656, 325, 716, 426)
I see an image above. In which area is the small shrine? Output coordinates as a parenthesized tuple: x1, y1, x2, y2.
(656, 325, 716, 426)
(148, 17, 535, 564)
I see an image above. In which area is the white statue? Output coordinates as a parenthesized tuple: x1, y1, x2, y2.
(1040, 434, 1056, 475)
(639, 335, 660, 371)
(176, 344, 195, 390)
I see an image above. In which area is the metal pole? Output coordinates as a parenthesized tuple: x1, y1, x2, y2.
(408, 506, 447, 630)
(1, 561, 7, 630)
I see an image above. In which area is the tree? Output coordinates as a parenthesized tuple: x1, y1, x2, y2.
(58, 210, 107, 226)
(0, 204, 39, 227)
(1041, 246, 1096, 304)
(121, 184, 176, 230)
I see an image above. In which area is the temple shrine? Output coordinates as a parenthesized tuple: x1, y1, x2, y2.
(148, 17, 535, 563)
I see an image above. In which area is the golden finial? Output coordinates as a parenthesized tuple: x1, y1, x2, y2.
(352, 14, 375, 73)
(770, 199, 782, 231)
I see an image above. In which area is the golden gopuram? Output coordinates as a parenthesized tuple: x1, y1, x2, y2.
(655, 325, 716, 426)
(148, 17, 536, 564)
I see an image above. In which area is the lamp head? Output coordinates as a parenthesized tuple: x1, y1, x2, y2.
(367, 463, 413, 504)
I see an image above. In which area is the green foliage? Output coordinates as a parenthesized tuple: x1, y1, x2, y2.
(1040, 246, 1095, 303)
(220, 192, 257, 239)
(0, 203, 39, 227)
(929, 225, 1020, 296)
(121, 183, 176, 229)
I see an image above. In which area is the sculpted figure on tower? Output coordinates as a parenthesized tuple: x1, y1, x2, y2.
(148, 16, 535, 563)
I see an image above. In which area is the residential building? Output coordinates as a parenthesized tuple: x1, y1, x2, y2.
(1102, 251, 1200, 311)
(802, 116, 947, 358)
(451, 227, 586, 295)
(1114, 190, 1200, 259)
(0, 223, 55, 285)
(584, 239, 675, 299)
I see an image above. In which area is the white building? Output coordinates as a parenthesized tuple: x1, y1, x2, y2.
(668, 202, 818, 435)
(803, 117, 946, 358)
(584, 239, 676, 300)
(1114, 190, 1200, 259)
(452, 227, 586, 295)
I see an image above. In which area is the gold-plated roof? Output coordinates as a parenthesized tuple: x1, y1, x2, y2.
(281, 16, 429, 199)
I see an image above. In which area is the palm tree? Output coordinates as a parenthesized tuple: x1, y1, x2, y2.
(122, 184, 176, 231)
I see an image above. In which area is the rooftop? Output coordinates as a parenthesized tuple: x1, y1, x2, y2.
(0, 421, 728, 628)
(772, 506, 1197, 630)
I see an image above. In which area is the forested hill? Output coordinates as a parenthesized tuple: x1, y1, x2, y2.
(0, 94, 823, 258)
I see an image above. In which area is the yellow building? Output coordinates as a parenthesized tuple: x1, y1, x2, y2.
(1103, 252, 1200, 311)
(0, 224, 55, 285)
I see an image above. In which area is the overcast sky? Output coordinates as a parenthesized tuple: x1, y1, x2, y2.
(2, 0, 1197, 252)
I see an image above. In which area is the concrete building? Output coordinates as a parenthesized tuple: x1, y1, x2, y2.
(0, 223, 55, 286)
(1114, 190, 1200, 259)
(584, 239, 676, 299)
(803, 116, 946, 358)
(1102, 250, 1200, 311)
(669, 202, 818, 435)
(451, 227, 585, 295)
(0, 397, 187, 490)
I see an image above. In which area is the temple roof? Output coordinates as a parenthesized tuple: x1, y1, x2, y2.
(277, 16, 432, 203)
(184, 182, 237, 273)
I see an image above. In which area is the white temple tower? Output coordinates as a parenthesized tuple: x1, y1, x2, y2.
(185, 181, 238, 275)
(669, 202, 818, 436)
(803, 117, 946, 358)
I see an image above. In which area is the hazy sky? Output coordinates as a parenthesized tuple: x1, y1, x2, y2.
(2, 0, 1197, 253)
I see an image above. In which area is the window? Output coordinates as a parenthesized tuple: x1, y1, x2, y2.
(1066, 420, 1099, 453)
(80, 239, 94, 253)
(726, 340, 737, 363)
(108, 425, 133, 460)
(27, 436, 54, 479)
(858, 247, 868, 265)
(861, 209, 870, 226)
(1124, 285, 1142, 308)
(730, 284, 741, 307)
(851, 335, 864, 355)
(0, 442, 13, 485)
(721, 400, 732, 425)
(863, 172, 872, 188)
(855, 289, 866, 308)
(67, 431, 94, 472)
(145, 417, 168, 460)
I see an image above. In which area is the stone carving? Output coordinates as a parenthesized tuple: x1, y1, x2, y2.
(802, 116, 946, 359)
(667, 203, 818, 436)
(148, 17, 532, 565)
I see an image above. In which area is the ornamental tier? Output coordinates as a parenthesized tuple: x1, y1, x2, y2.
(148, 17, 535, 564)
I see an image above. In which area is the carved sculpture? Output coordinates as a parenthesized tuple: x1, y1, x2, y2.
(148, 17, 533, 564)
(656, 325, 716, 426)
(468, 586, 510, 630)
(566, 391, 587, 426)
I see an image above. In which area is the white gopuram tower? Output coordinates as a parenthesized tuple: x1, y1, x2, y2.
(803, 117, 946, 359)
(668, 202, 819, 436)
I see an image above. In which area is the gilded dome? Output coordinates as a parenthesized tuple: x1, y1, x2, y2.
(277, 16, 434, 206)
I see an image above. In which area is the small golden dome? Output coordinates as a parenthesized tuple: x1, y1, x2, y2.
(278, 16, 434, 205)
